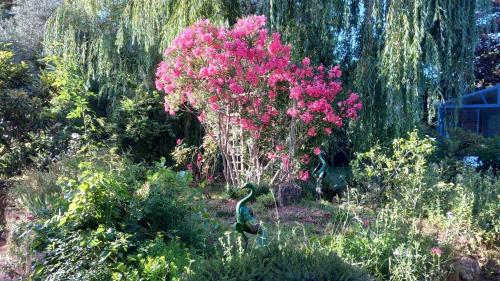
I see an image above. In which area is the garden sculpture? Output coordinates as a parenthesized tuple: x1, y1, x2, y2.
(234, 183, 268, 249)
(313, 149, 328, 197)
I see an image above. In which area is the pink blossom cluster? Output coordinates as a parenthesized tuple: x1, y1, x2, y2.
(155, 16, 362, 181)
(430, 247, 443, 257)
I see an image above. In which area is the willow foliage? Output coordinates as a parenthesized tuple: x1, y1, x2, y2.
(44, 0, 240, 109)
(350, 0, 388, 149)
(380, 0, 426, 135)
(239, 0, 480, 152)
(251, 0, 362, 68)
(45, 0, 483, 154)
(352, 0, 477, 150)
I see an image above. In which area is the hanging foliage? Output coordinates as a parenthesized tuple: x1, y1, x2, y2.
(349, 0, 388, 151)
(251, 0, 363, 69)
(244, 0, 481, 152)
(43, 0, 240, 162)
(45, 0, 485, 159)
(380, 0, 425, 135)
(44, 0, 240, 108)
(351, 0, 478, 151)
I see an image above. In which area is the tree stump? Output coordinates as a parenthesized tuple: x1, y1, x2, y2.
(277, 182, 302, 206)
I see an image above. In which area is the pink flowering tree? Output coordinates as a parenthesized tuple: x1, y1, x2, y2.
(155, 15, 361, 187)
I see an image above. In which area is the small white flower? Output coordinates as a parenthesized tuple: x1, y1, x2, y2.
(71, 133, 81, 140)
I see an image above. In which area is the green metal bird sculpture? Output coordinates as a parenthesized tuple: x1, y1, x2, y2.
(234, 183, 268, 249)
(313, 149, 328, 197)
(312, 149, 350, 199)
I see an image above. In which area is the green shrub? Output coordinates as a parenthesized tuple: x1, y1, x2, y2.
(339, 145, 499, 278)
(190, 242, 371, 281)
(111, 90, 190, 163)
(327, 208, 451, 281)
(256, 191, 276, 208)
(0, 44, 29, 89)
(226, 184, 269, 200)
(23, 149, 216, 280)
(1, 48, 108, 177)
(12, 149, 132, 216)
(32, 230, 193, 281)
(225, 185, 249, 199)
(12, 168, 63, 218)
(439, 129, 500, 172)
(110, 235, 192, 281)
(41, 56, 106, 142)
(131, 164, 212, 247)
(352, 130, 436, 204)
(0, 44, 43, 176)
(456, 168, 500, 245)
(397, 163, 500, 248)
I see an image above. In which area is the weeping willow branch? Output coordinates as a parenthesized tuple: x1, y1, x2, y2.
(350, 0, 478, 150)
(44, 0, 240, 112)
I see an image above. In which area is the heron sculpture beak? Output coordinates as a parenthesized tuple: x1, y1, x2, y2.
(241, 183, 253, 190)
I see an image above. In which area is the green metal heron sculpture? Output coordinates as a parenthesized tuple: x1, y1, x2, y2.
(313, 149, 328, 197)
(234, 183, 268, 249)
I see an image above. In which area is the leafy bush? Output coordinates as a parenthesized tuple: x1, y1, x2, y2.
(390, 163, 500, 248)
(33, 230, 192, 281)
(439, 129, 500, 172)
(226, 183, 269, 200)
(18, 149, 216, 280)
(121, 236, 193, 281)
(41, 56, 105, 142)
(225, 185, 248, 200)
(0, 44, 29, 88)
(111, 90, 195, 163)
(12, 167, 65, 219)
(12, 149, 124, 216)
(1, 46, 105, 176)
(454, 167, 500, 245)
(131, 163, 209, 247)
(347, 130, 499, 277)
(170, 135, 218, 184)
(190, 239, 371, 281)
(327, 208, 451, 281)
(351, 130, 436, 203)
(256, 191, 276, 208)
(0, 44, 43, 175)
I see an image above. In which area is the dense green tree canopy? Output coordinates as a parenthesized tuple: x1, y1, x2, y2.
(44, 0, 240, 106)
(242, 0, 483, 151)
(42, 0, 241, 162)
(44, 0, 492, 154)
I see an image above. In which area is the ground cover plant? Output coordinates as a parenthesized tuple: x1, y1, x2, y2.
(1, 1, 499, 280)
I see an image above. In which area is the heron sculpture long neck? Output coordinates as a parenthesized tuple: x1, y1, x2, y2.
(234, 183, 268, 249)
(319, 151, 328, 166)
(241, 184, 255, 204)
